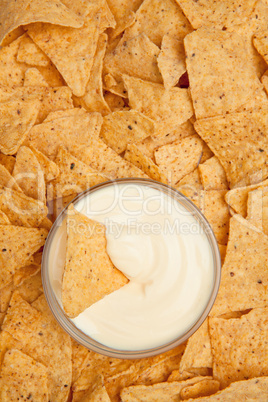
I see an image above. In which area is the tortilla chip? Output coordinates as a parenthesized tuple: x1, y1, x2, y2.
(0, 97, 40, 155)
(1, 26, 25, 47)
(155, 135, 203, 185)
(185, 377, 268, 401)
(106, 0, 142, 39)
(13, 263, 40, 287)
(175, 168, 203, 199)
(24, 67, 49, 87)
(225, 177, 268, 218)
(0, 282, 14, 314)
(246, 190, 264, 231)
(17, 33, 50, 67)
(74, 33, 110, 115)
(0, 210, 10, 225)
(71, 340, 92, 384)
(123, 75, 193, 135)
(26, 8, 101, 97)
(0, 34, 29, 87)
(13, 146, 46, 203)
(16, 269, 43, 303)
(194, 108, 268, 188)
(0, 349, 48, 401)
(35, 61, 65, 87)
(0, 0, 84, 46)
(51, 146, 108, 200)
(0, 187, 48, 228)
(184, 28, 262, 119)
(103, 73, 128, 98)
(179, 319, 213, 373)
(176, 0, 257, 29)
(199, 156, 228, 191)
(24, 111, 103, 160)
(124, 143, 168, 183)
(76, 375, 111, 402)
(28, 146, 59, 182)
(101, 110, 155, 154)
(78, 138, 149, 179)
(157, 35, 186, 90)
(209, 308, 268, 388)
(104, 33, 162, 85)
(180, 379, 220, 399)
(262, 71, 268, 95)
(123, 0, 192, 48)
(62, 204, 129, 318)
(120, 377, 212, 402)
(43, 107, 89, 123)
(104, 92, 126, 112)
(226, 1, 268, 79)
(0, 164, 22, 193)
(253, 29, 268, 64)
(211, 214, 268, 316)
(0, 225, 47, 289)
(0, 154, 16, 174)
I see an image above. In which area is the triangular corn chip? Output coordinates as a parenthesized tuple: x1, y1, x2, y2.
(184, 28, 262, 119)
(62, 204, 129, 317)
(24, 68, 49, 87)
(253, 29, 268, 64)
(106, 0, 142, 39)
(123, 0, 192, 47)
(199, 156, 228, 191)
(74, 33, 110, 115)
(0, 98, 40, 155)
(28, 146, 59, 182)
(123, 75, 193, 135)
(26, 7, 101, 97)
(195, 108, 268, 188)
(13, 146, 46, 203)
(176, 0, 257, 29)
(0, 164, 22, 193)
(0, 225, 47, 289)
(0, 154, 16, 174)
(210, 215, 268, 316)
(157, 35, 186, 90)
(24, 112, 103, 160)
(0, 0, 84, 46)
(101, 110, 155, 154)
(0, 349, 48, 401)
(0, 187, 48, 227)
(51, 146, 108, 199)
(17, 34, 50, 67)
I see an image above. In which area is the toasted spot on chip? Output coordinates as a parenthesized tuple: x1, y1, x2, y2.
(62, 204, 129, 318)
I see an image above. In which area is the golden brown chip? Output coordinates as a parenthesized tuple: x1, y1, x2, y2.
(184, 28, 262, 119)
(17, 33, 50, 67)
(0, 164, 22, 193)
(26, 7, 101, 97)
(0, 98, 40, 155)
(104, 92, 126, 112)
(124, 143, 168, 184)
(0, 0, 84, 46)
(104, 33, 162, 85)
(28, 146, 59, 182)
(199, 156, 228, 191)
(74, 33, 110, 115)
(106, 0, 142, 39)
(209, 308, 268, 388)
(62, 204, 129, 318)
(24, 111, 103, 160)
(154, 135, 203, 185)
(180, 379, 220, 400)
(175, 168, 203, 199)
(0, 154, 16, 174)
(194, 108, 268, 188)
(0, 225, 47, 289)
(123, 0, 192, 47)
(101, 110, 155, 154)
(0, 349, 48, 401)
(176, 0, 257, 29)
(179, 319, 212, 373)
(123, 75, 193, 135)
(51, 146, 108, 200)
(253, 29, 268, 65)
(13, 263, 40, 287)
(157, 35, 186, 90)
(13, 146, 46, 203)
(210, 215, 268, 317)
(24, 67, 50, 87)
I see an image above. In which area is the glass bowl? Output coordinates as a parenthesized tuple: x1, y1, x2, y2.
(42, 178, 221, 359)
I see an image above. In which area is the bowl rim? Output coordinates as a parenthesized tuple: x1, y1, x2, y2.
(42, 177, 221, 359)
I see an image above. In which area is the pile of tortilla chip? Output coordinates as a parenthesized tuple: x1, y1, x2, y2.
(0, 0, 268, 400)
